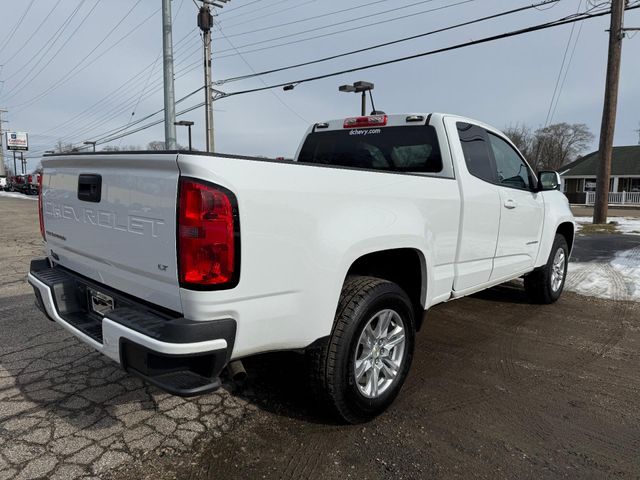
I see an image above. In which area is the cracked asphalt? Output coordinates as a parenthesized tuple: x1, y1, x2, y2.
(0, 197, 255, 480)
(1, 196, 639, 480)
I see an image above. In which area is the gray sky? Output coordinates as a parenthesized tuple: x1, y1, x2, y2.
(1, 0, 639, 173)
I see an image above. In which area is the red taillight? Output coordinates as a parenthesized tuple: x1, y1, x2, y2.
(343, 115, 388, 129)
(38, 174, 46, 241)
(177, 178, 239, 289)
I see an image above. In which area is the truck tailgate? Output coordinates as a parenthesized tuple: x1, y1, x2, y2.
(41, 153, 182, 312)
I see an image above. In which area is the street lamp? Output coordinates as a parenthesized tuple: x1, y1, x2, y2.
(174, 120, 194, 151)
(83, 141, 96, 152)
(339, 81, 375, 116)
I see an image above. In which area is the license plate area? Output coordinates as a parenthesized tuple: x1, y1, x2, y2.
(88, 289, 114, 316)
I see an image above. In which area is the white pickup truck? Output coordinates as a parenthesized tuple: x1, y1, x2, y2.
(29, 113, 574, 423)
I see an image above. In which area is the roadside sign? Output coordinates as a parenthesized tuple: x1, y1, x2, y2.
(6, 132, 29, 151)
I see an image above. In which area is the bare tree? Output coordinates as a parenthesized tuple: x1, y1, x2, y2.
(504, 122, 594, 171)
(147, 141, 166, 151)
(100, 144, 141, 152)
(503, 124, 535, 161)
(147, 140, 185, 151)
(535, 123, 594, 170)
(55, 140, 78, 153)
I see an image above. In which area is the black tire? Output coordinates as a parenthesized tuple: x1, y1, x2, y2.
(308, 276, 415, 424)
(524, 234, 569, 304)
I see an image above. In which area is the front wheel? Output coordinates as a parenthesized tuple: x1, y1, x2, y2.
(308, 276, 416, 424)
(524, 234, 569, 304)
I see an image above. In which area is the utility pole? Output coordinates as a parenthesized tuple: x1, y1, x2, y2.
(593, 0, 626, 224)
(0, 109, 7, 176)
(198, 5, 215, 152)
(162, 0, 177, 150)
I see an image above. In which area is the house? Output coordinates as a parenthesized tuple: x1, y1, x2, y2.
(560, 145, 640, 205)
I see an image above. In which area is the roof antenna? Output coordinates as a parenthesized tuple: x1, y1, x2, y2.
(368, 90, 385, 115)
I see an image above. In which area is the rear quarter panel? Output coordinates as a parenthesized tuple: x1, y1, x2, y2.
(177, 155, 460, 358)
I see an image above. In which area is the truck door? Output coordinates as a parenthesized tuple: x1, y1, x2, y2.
(486, 132, 544, 280)
(447, 120, 501, 292)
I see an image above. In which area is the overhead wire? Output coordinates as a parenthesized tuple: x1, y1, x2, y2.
(1, 0, 89, 84)
(75, 3, 634, 148)
(215, 0, 397, 39)
(9, 3, 160, 112)
(213, 20, 308, 123)
(3, 0, 104, 100)
(217, 0, 297, 24)
(117, 0, 188, 145)
(0, 0, 62, 65)
(214, 0, 560, 86)
(211, 0, 476, 59)
(213, 0, 445, 54)
(544, 0, 583, 126)
(36, 27, 200, 137)
(0, 0, 37, 54)
(216, 0, 266, 16)
(548, 16, 585, 124)
(218, 3, 631, 100)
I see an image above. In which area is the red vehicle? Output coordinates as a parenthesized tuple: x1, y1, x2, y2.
(10, 174, 39, 195)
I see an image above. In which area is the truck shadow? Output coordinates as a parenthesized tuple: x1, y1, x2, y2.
(470, 281, 532, 305)
(232, 282, 532, 424)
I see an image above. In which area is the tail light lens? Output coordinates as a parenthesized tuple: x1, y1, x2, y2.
(38, 174, 46, 241)
(177, 178, 240, 289)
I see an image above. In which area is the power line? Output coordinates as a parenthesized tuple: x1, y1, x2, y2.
(211, 0, 479, 60)
(1, 0, 88, 84)
(0, 0, 62, 65)
(0, 0, 36, 54)
(216, 0, 393, 39)
(544, 0, 584, 126)
(214, 0, 560, 86)
(35, 51, 204, 146)
(217, 0, 266, 16)
(213, 0, 445, 54)
(219, 4, 637, 99)
(9, 3, 160, 112)
(218, 0, 296, 23)
(35, 27, 200, 137)
(213, 21, 308, 124)
(74, 4, 634, 148)
(29, 86, 205, 156)
(549, 17, 585, 123)
(2, 0, 103, 100)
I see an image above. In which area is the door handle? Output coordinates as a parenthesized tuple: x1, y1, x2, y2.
(504, 199, 517, 209)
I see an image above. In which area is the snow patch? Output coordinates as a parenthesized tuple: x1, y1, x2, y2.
(0, 191, 38, 201)
(566, 246, 640, 302)
(574, 216, 640, 235)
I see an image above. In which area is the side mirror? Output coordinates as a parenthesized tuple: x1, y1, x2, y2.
(537, 171, 561, 191)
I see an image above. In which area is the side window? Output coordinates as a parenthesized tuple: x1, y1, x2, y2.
(456, 123, 495, 183)
(488, 133, 532, 190)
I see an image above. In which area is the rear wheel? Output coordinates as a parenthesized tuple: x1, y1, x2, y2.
(308, 276, 415, 424)
(524, 234, 569, 304)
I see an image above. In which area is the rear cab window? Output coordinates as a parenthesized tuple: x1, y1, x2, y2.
(297, 125, 443, 174)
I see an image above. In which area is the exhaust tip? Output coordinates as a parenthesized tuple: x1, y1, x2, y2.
(227, 360, 247, 382)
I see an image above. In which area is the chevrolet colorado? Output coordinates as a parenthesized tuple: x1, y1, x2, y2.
(28, 113, 574, 423)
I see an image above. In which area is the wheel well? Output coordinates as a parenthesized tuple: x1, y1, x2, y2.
(346, 249, 425, 330)
(557, 222, 575, 254)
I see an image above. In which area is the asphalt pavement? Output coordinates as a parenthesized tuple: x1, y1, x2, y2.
(1, 196, 639, 480)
